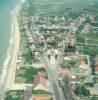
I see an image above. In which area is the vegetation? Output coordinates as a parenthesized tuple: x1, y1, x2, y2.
(15, 67, 46, 83)
(65, 45, 76, 52)
(32, 90, 52, 95)
(85, 83, 94, 87)
(68, 60, 76, 67)
(23, 48, 35, 64)
(76, 36, 85, 43)
(4, 90, 23, 100)
(74, 85, 90, 96)
(83, 47, 98, 56)
(94, 77, 98, 83)
(90, 95, 98, 100)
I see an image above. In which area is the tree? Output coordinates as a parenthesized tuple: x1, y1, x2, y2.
(74, 85, 90, 96)
(90, 95, 98, 100)
(23, 48, 35, 64)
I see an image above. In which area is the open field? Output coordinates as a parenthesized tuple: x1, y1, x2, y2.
(21, 0, 98, 16)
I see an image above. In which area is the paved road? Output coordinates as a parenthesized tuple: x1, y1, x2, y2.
(43, 55, 65, 100)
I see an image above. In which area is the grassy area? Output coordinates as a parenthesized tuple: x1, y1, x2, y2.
(74, 85, 90, 96)
(75, 34, 98, 56)
(4, 90, 23, 100)
(21, 0, 98, 16)
(22, 48, 35, 64)
(95, 78, 98, 83)
(82, 47, 98, 56)
(15, 66, 45, 83)
(89, 95, 98, 100)
(76, 36, 85, 43)
(4, 90, 52, 100)
(84, 83, 94, 87)
(32, 90, 52, 96)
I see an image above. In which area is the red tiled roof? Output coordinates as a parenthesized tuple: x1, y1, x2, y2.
(78, 60, 86, 67)
(89, 88, 96, 94)
(33, 95, 53, 100)
(95, 66, 98, 71)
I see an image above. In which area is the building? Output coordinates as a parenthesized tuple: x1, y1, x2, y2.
(89, 85, 98, 96)
(78, 59, 88, 69)
(95, 66, 98, 74)
(67, 35, 76, 46)
(95, 56, 98, 65)
(34, 71, 50, 91)
(33, 95, 53, 100)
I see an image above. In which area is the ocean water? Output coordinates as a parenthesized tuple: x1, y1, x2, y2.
(0, 0, 19, 70)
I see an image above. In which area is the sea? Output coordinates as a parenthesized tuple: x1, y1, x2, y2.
(0, 0, 19, 72)
(0, 0, 19, 70)
(0, 0, 20, 91)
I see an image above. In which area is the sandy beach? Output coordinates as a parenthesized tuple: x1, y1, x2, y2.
(4, 11, 20, 90)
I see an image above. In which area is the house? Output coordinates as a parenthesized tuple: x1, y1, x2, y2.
(58, 40, 65, 46)
(78, 59, 88, 69)
(67, 35, 76, 46)
(35, 52, 42, 60)
(33, 95, 53, 100)
(46, 36, 54, 42)
(89, 88, 97, 95)
(34, 71, 50, 91)
(95, 66, 98, 74)
(58, 68, 72, 78)
(94, 56, 98, 65)
(71, 67, 87, 77)
(33, 71, 53, 100)
(23, 16, 30, 24)
(84, 77, 94, 83)
(89, 86, 98, 96)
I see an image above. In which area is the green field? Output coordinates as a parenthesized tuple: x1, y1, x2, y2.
(21, 0, 98, 16)
(4, 91, 23, 100)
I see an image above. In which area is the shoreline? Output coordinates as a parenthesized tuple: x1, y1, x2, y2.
(0, 9, 16, 95)
(0, 0, 26, 99)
